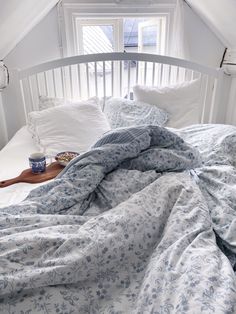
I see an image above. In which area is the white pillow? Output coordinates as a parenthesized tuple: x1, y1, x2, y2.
(133, 79, 201, 128)
(104, 97, 168, 129)
(28, 97, 111, 155)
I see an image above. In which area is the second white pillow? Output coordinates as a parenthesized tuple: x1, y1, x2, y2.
(133, 79, 201, 128)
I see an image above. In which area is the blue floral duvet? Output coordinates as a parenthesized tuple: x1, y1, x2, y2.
(0, 125, 236, 314)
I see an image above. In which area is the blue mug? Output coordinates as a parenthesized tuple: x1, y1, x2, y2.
(29, 152, 46, 173)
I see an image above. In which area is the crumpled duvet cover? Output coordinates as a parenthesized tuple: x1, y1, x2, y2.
(0, 125, 236, 314)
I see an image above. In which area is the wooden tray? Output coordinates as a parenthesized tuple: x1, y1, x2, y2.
(0, 162, 64, 188)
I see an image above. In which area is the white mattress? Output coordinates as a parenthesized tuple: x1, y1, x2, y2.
(0, 126, 46, 208)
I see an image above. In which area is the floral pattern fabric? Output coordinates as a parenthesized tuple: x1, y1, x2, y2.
(103, 98, 169, 129)
(0, 125, 235, 314)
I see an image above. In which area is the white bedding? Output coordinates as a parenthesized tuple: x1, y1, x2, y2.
(0, 126, 45, 207)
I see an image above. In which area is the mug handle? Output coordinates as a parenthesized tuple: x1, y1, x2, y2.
(45, 155, 54, 166)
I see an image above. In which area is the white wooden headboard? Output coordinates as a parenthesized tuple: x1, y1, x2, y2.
(12, 52, 225, 127)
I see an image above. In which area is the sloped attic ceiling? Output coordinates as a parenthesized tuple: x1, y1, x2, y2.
(187, 0, 236, 49)
(0, 0, 59, 60)
(0, 0, 235, 60)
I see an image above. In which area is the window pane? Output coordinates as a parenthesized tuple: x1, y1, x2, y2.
(82, 26, 114, 97)
(82, 25, 114, 54)
(123, 18, 161, 54)
(140, 25, 158, 52)
(124, 18, 146, 52)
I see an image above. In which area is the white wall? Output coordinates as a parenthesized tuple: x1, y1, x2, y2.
(183, 3, 233, 125)
(0, 94, 8, 149)
(0, 0, 59, 60)
(225, 78, 236, 125)
(187, 0, 236, 50)
(1, 6, 61, 142)
(184, 3, 225, 67)
(4, 7, 61, 69)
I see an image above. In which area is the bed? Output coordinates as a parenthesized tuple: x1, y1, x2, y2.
(1, 52, 224, 205)
(0, 53, 236, 313)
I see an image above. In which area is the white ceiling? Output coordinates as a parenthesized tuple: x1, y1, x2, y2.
(187, 0, 236, 49)
(0, 0, 59, 59)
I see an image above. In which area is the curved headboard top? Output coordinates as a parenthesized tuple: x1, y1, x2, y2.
(19, 52, 219, 78)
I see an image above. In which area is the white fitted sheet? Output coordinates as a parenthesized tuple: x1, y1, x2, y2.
(0, 126, 46, 208)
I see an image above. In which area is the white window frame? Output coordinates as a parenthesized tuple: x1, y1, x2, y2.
(58, 0, 175, 57)
(138, 18, 166, 54)
(75, 19, 122, 54)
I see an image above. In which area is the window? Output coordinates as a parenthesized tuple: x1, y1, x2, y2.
(60, 0, 174, 57)
(74, 17, 167, 56)
(59, 1, 174, 98)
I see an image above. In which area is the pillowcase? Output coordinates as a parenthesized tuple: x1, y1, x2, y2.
(133, 79, 201, 128)
(28, 97, 111, 155)
(38, 96, 67, 111)
(104, 97, 168, 129)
